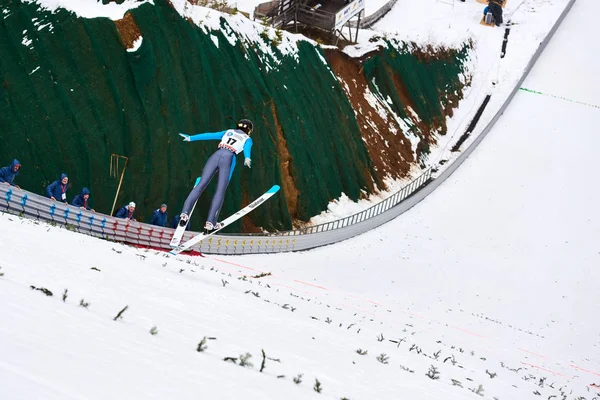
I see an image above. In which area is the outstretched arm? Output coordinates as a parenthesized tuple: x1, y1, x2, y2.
(243, 137, 253, 159)
(179, 130, 227, 142)
(243, 138, 253, 168)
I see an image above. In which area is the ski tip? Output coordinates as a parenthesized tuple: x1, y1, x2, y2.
(268, 185, 281, 194)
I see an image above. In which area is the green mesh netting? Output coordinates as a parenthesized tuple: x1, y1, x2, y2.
(0, 0, 468, 232)
(362, 39, 470, 137)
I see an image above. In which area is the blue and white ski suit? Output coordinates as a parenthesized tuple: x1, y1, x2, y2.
(181, 129, 253, 225)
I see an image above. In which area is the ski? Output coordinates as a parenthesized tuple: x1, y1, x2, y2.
(168, 185, 280, 256)
(170, 176, 201, 248)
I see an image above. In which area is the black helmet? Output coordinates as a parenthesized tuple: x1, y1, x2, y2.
(237, 119, 253, 135)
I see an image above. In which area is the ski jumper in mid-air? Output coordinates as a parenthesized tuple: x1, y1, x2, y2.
(178, 119, 253, 232)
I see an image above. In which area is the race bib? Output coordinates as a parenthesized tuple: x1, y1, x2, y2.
(61, 193, 66, 201)
(218, 129, 248, 154)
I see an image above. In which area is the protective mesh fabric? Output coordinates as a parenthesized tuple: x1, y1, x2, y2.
(0, 0, 468, 231)
(362, 40, 470, 135)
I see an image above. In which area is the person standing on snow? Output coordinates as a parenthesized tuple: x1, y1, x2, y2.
(0, 159, 21, 188)
(46, 173, 70, 204)
(178, 119, 253, 233)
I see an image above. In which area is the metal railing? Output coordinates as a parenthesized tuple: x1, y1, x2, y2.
(0, 166, 433, 253)
(232, 167, 433, 237)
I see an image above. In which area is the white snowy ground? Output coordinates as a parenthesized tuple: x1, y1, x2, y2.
(1, 1, 599, 399)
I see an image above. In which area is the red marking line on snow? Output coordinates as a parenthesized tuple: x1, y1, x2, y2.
(519, 348, 547, 358)
(448, 325, 486, 338)
(521, 362, 566, 376)
(208, 257, 261, 272)
(293, 280, 329, 290)
(570, 365, 600, 377)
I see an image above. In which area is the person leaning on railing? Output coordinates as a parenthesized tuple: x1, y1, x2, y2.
(115, 201, 137, 221)
(46, 173, 70, 204)
(0, 159, 21, 189)
(71, 187, 95, 212)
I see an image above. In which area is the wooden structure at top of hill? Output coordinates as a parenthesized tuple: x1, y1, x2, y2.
(254, 0, 364, 43)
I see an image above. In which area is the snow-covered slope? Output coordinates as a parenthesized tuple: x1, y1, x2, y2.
(310, 0, 573, 224)
(1, 1, 599, 400)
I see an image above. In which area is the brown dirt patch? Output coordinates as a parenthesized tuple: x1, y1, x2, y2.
(270, 101, 299, 218)
(388, 43, 470, 159)
(323, 48, 413, 185)
(114, 12, 142, 50)
(240, 189, 263, 233)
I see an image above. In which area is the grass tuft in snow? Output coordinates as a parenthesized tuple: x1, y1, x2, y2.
(79, 299, 90, 308)
(356, 348, 368, 355)
(293, 373, 303, 384)
(376, 333, 384, 342)
(149, 326, 158, 335)
(389, 337, 406, 347)
(399, 364, 414, 373)
(451, 379, 463, 387)
(500, 361, 523, 373)
(0, 266, 3, 277)
(426, 365, 440, 380)
(62, 289, 68, 302)
(30, 285, 53, 296)
(376, 353, 389, 364)
(486, 370, 497, 379)
(260, 349, 266, 372)
(444, 355, 457, 365)
(469, 384, 484, 396)
(197, 336, 208, 352)
(313, 378, 323, 393)
(113, 305, 129, 321)
(239, 352, 253, 368)
(252, 272, 271, 278)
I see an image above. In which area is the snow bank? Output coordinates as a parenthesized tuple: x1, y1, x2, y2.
(22, 0, 153, 20)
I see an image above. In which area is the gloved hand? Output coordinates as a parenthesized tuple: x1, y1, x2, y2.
(244, 158, 252, 168)
(179, 133, 190, 142)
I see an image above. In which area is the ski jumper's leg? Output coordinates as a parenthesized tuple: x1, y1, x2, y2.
(228, 156, 237, 182)
(206, 150, 235, 224)
(181, 151, 219, 214)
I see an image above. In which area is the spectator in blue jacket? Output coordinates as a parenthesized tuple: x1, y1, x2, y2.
(116, 201, 136, 221)
(71, 187, 95, 211)
(170, 214, 191, 230)
(149, 204, 168, 227)
(0, 159, 21, 189)
(46, 173, 70, 203)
